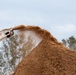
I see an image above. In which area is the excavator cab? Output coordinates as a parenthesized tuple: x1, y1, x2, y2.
(0, 28, 14, 41)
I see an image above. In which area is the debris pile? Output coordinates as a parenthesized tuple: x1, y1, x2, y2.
(13, 25, 76, 75)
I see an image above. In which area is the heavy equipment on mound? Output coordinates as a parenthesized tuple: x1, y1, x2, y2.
(0, 28, 14, 41)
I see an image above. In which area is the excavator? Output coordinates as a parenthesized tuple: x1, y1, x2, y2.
(0, 28, 14, 41)
(0, 25, 26, 41)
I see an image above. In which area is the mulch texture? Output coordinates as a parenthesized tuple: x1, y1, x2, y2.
(13, 25, 76, 75)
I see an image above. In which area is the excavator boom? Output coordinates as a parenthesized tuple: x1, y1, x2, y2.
(0, 28, 14, 41)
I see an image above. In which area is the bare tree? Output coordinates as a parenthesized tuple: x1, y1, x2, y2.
(0, 31, 35, 75)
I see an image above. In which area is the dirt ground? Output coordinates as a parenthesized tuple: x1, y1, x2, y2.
(12, 25, 76, 75)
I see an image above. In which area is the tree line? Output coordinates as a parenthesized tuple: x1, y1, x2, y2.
(62, 36, 76, 50)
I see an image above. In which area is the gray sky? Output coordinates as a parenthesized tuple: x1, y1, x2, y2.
(0, 0, 76, 41)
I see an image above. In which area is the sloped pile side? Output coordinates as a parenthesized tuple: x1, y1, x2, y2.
(13, 25, 76, 75)
(12, 25, 59, 44)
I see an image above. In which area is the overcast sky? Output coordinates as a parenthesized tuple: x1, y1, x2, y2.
(0, 0, 76, 41)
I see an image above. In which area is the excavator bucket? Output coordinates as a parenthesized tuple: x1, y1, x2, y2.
(0, 28, 14, 41)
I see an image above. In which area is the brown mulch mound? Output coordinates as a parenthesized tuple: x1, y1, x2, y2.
(13, 25, 76, 75)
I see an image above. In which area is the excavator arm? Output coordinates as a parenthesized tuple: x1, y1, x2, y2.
(0, 25, 25, 41)
(0, 28, 14, 41)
